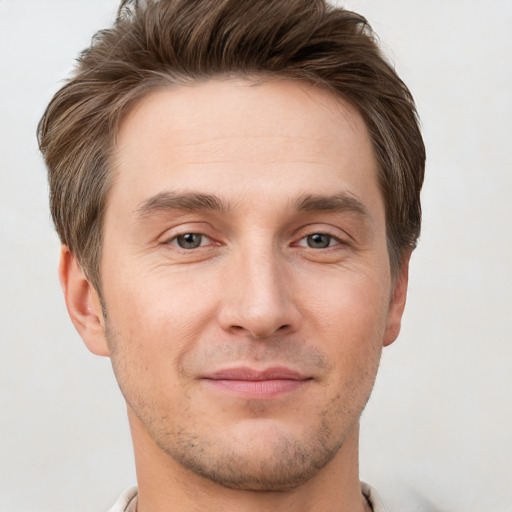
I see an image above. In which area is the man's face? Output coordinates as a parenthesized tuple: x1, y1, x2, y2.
(93, 78, 406, 490)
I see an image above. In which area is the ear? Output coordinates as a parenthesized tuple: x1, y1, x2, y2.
(58, 246, 110, 356)
(383, 251, 411, 347)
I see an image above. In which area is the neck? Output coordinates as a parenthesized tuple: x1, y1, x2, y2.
(128, 408, 370, 512)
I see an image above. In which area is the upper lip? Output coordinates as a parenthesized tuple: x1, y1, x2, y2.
(203, 366, 308, 381)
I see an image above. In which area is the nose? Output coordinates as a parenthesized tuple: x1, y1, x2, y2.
(217, 246, 301, 339)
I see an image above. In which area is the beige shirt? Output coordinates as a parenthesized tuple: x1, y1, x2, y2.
(109, 482, 386, 512)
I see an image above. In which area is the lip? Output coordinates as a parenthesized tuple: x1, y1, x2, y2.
(201, 366, 310, 399)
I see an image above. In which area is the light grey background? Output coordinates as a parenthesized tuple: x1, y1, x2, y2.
(1, 1, 511, 510)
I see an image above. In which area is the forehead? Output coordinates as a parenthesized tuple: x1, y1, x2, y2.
(110, 78, 380, 214)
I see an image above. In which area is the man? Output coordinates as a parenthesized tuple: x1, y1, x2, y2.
(38, 0, 425, 510)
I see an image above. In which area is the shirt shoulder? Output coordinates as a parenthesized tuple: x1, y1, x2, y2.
(108, 486, 138, 512)
(361, 481, 387, 512)
(110, 483, 384, 511)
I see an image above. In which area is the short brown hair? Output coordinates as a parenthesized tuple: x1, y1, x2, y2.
(38, 0, 425, 292)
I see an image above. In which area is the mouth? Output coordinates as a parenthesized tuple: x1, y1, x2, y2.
(201, 366, 311, 399)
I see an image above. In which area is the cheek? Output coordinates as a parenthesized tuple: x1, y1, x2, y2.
(305, 265, 391, 332)
(301, 267, 391, 375)
(101, 264, 220, 382)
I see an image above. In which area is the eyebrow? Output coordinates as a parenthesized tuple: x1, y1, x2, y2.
(292, 192, 370, 218)
(135, 191, 229, 218)
(135, 190, 370, 220)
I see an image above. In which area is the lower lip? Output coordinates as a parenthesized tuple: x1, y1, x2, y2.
(204, 379, 307, 399)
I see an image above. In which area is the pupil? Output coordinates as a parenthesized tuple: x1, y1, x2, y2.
(308, 233, 330, 248)
(177, 233, 201, 249)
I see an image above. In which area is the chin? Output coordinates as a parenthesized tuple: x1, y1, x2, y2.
(156, 418, 347, 491)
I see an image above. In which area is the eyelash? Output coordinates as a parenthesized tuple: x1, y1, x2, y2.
(295, 233, 343, 249)
(165, 231, 345, 251)
(167, 233, 214, 250)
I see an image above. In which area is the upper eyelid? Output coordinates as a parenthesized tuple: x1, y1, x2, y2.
(158, 223, 351, 244)
(293, 224, 351, 241)
(158, 222, 216, 240)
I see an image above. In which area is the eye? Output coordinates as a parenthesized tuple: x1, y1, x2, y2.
(298, 233, 339, 249)
(172, 233, 210, 249)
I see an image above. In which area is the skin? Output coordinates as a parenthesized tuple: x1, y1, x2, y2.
(60, 78, 409, 512)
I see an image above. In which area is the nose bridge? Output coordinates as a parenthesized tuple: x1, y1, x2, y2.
(219, 238, 298, 337)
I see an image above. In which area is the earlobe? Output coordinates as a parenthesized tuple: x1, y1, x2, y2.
(59, 246, 110, 357)
(383, 252, 411, 347)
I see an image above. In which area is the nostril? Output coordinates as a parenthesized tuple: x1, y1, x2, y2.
(229, 323, 291, 338)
